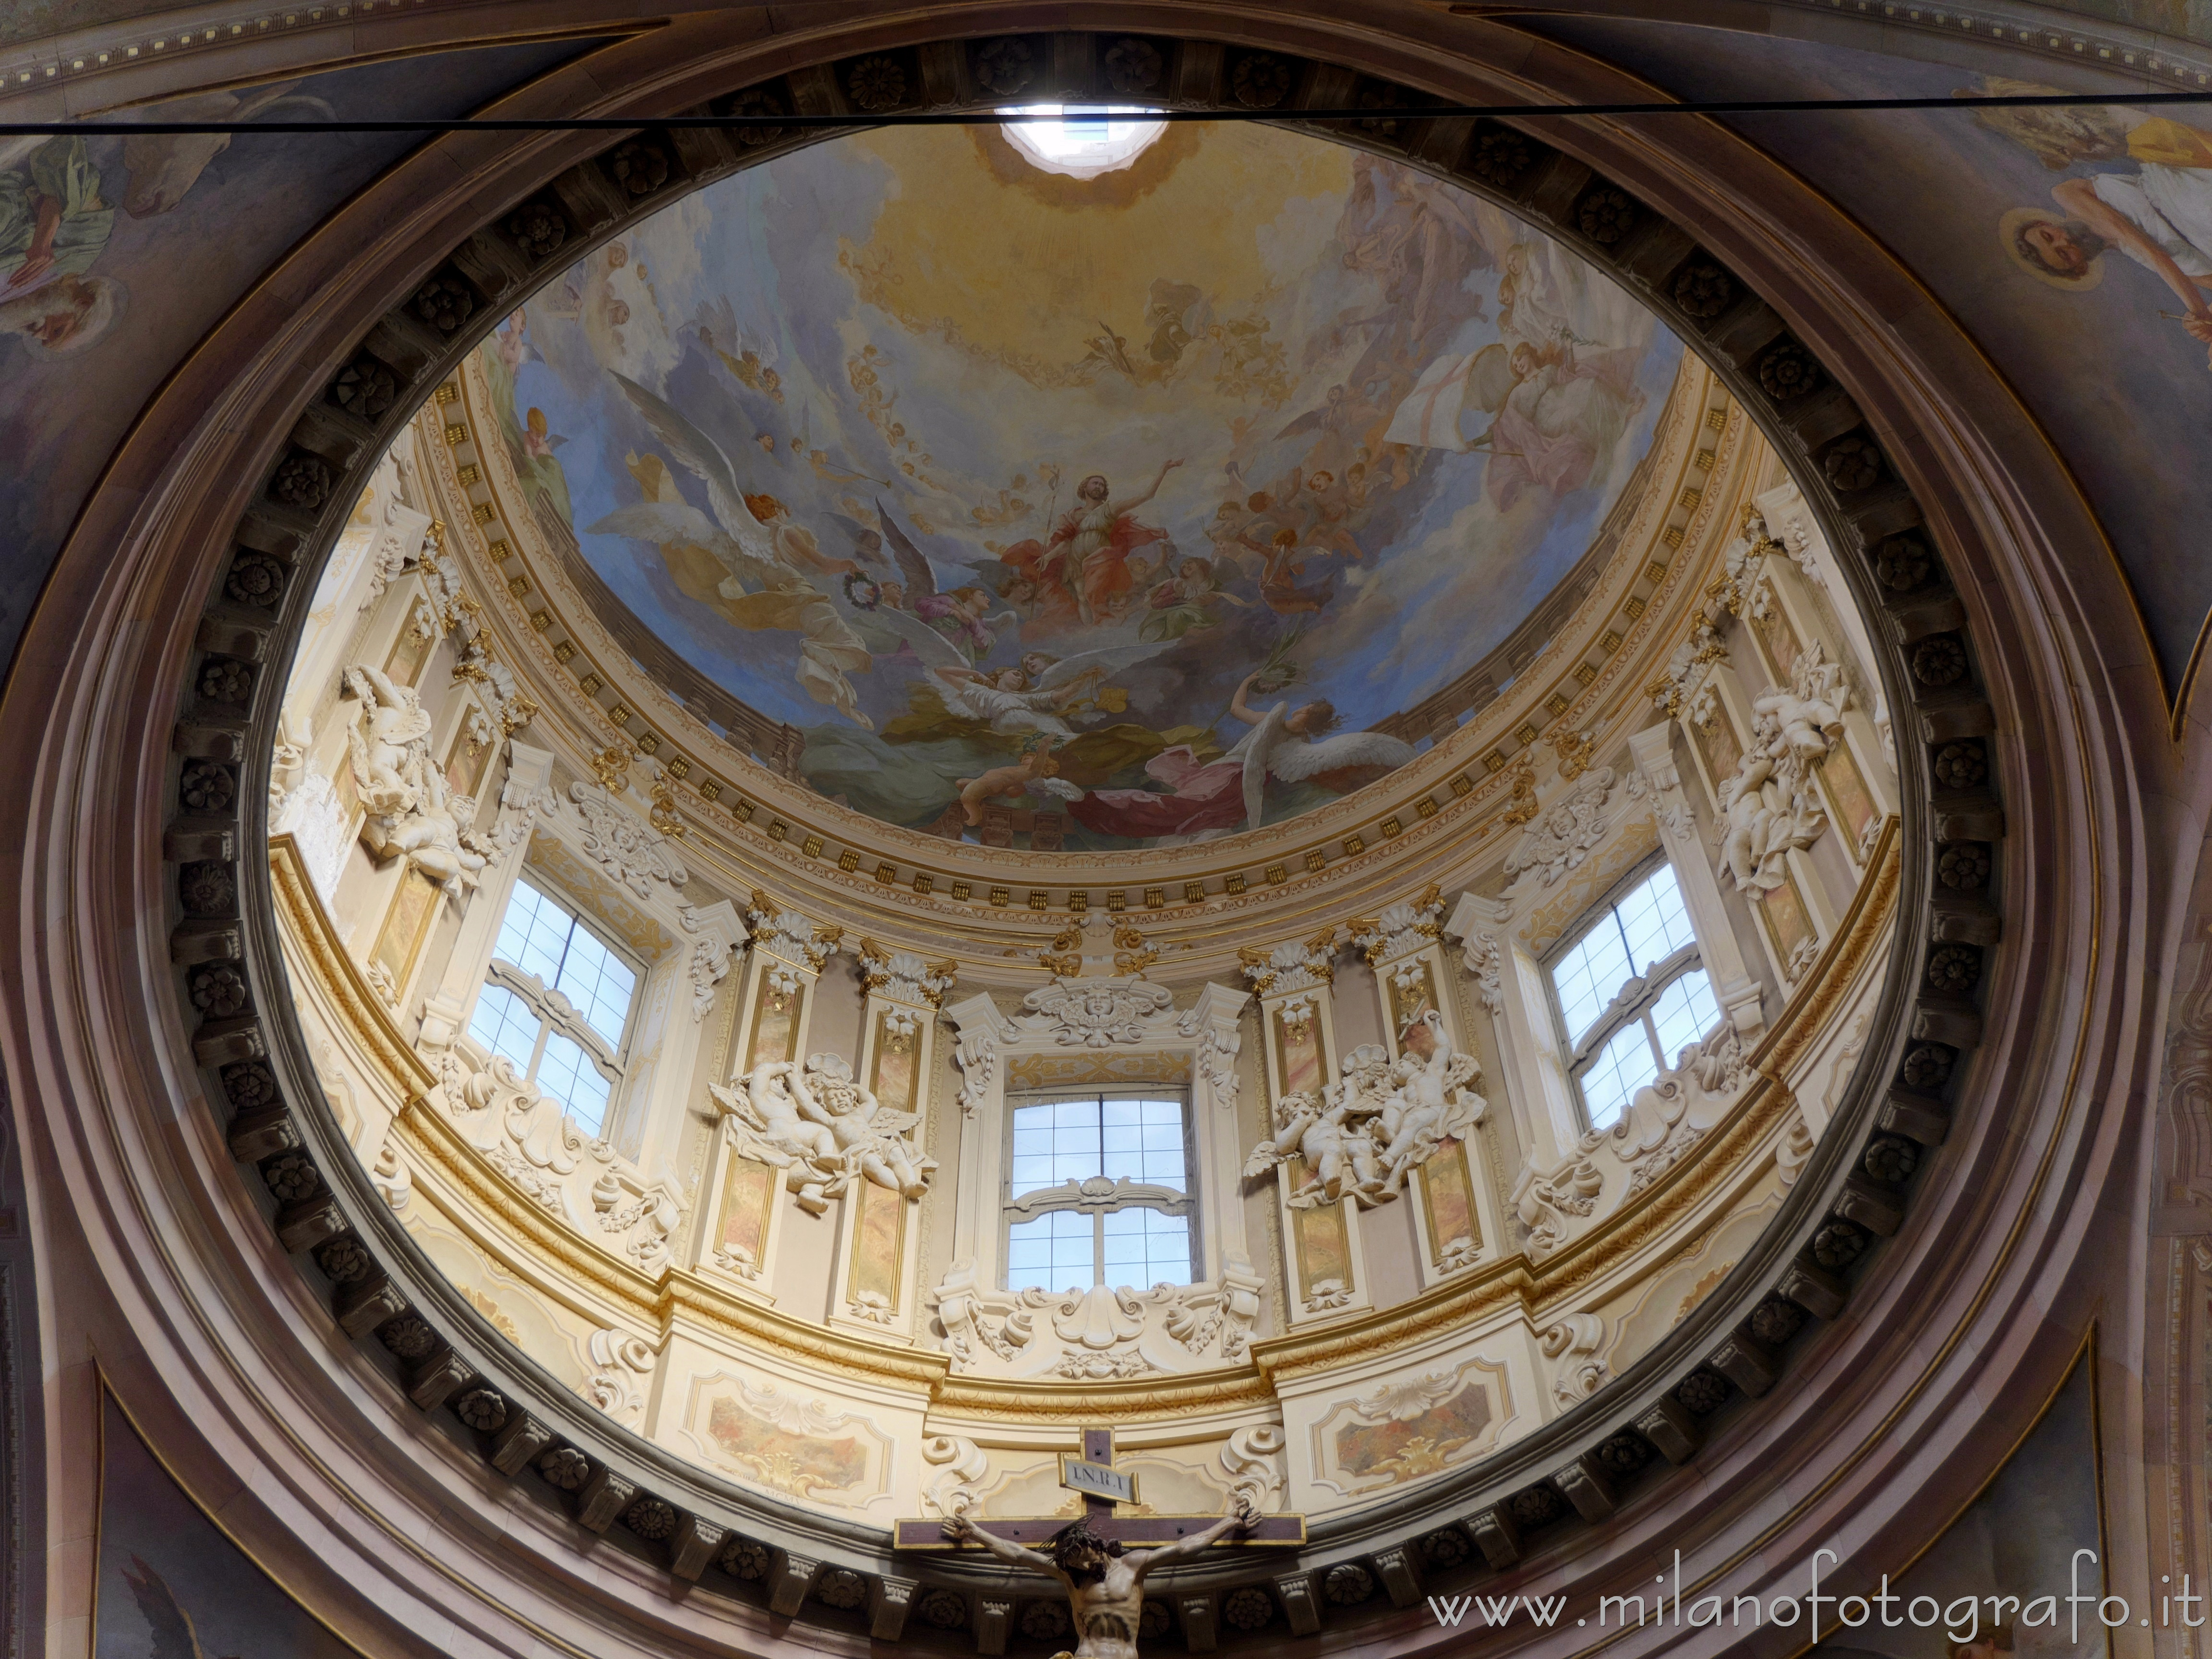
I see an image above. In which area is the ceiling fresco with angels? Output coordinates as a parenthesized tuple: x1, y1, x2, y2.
(479, 120, 1683, 849)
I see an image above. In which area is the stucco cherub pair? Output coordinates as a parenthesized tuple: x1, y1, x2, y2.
(1243, 1008, 1485, 1208)
(709, 1052, 936, 1213)
(1715, 641, 1851, 894)
(343, 661, 489, 896)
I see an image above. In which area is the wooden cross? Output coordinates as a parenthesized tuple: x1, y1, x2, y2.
(893, 1428, 1307, 1551)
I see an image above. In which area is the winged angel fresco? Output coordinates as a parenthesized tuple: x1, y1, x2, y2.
(1064, 666, 1414, 840)
(586, 372, 879, 727)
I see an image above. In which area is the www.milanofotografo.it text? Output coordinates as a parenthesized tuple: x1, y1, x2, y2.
(1429, 1551, 2205, 1639)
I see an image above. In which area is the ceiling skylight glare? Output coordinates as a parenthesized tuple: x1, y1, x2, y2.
(1000, 103, 1167, 179)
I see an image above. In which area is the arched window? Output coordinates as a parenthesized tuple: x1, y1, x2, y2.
(1546, 861, 1724, 1132)
(1003, 1093, 1197, 1291)
(465, 877, 639, 1137)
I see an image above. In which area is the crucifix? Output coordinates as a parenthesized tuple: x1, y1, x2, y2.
(891, 1428, 1306, 1553)
(896, 1430, 1304, 1659)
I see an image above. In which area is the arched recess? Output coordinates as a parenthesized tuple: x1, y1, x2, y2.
(0, 6, 2164, 1659)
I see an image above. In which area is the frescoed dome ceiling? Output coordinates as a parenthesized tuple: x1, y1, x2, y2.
(478, 120, 1683, 848)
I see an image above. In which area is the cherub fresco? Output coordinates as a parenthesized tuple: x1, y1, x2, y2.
(1140, 554, 1253, 641)
(1066, 667, 1414, 840)
(956, 737, 1079, 827)
(577, 370, 880, 725)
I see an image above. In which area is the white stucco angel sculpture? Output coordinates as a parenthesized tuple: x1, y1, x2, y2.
(1371, 1009, 1486, 1179)
(793, 1051, 937, 1201)
(1242, 1084, 1385, 1209)
(709, 1053, 935, 1214)
(709, 1059, 842, 1212)
(342, 662, 486, 896)
(1245, 1018, 1486, 1209)
(1751, 639, 1849, 770)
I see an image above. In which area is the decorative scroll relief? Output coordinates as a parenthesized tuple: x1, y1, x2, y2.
(1716, 639, 1850, 894)
(952, 1022, 999, 1119)
(1452, 926, 1506, 1016)
(1540, 1312, 1608, 1409)
(922, 1434, 991, 1517)
(1022, 975, 1177, 1048)
(708, 1053, 935, 1216)
(1193, 1020, 1243, 1118)
(569, 781, 688, 898)
(436, 1052, 684, 1271)
(584, 1329, 657, 1428)
(1244, 1011, 1485, 1209)
(680, 901, 746, 1024)
(343, 663, 489, 897)
(927, 1254, 1264, 1378)
(1220, 1426, 1288, 1513)
(1513, 1158, 1603, 1262)
(493, 769, 559, 855)
(1576, 1024, 1749, 1202)
(1503, 767, 1619, 891)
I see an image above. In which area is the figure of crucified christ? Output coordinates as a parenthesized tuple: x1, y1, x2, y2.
(940, 1500, 1256, 1659)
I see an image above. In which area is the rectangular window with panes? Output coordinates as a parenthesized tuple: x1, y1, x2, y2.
(1002, 1093, 1198, 1292)
(465, 876, 641, 1138)
(1544, 858, 1725, 1133)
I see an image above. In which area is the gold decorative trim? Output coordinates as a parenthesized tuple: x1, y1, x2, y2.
(268, 834, 437, 1101)
(661, 1273, 952, 1393)
(930, 1369, 1275, 1423)
(395, 1102, 660, 1316)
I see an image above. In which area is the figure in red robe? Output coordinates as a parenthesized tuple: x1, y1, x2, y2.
(1000, 460, 1181, 629)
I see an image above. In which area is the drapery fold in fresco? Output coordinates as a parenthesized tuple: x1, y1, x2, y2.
(483, 123, 1681, 849)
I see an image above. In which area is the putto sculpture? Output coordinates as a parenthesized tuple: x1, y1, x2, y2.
(342, 662, 487, 896)
(709, 1052, 936, 1214)
(1244, 1010, 1484, 1208)
(1715, 639, 1851, 893)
